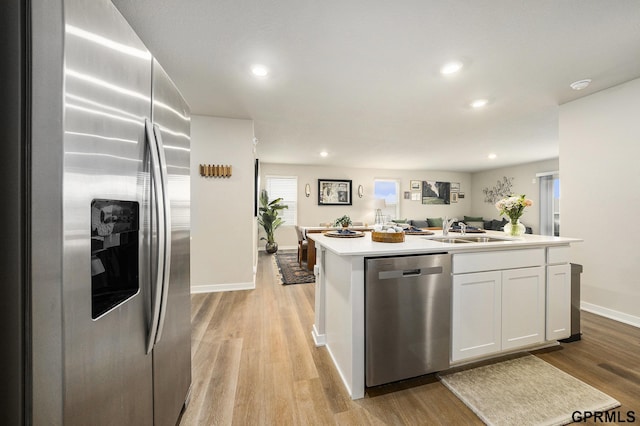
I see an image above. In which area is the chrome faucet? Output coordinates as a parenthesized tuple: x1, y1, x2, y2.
(442, 217, 457, 236)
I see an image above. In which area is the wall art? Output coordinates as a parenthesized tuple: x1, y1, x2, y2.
(318, 179, 352, 205)
(482, 176, 513, 204)
(422, 180, 450, 205)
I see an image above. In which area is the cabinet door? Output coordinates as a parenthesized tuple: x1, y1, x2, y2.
(502, 266, 545, 350)
(546, 264, 571, 340)
(452, 271, 501, 362)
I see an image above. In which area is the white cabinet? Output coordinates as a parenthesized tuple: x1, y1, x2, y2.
(451, 247, 573, 363)
(452, 248, 548, 363)
(546, 263, 571, 340)
(502, 266, 545, 350)
(452, 271, 502, 361)
(452, 266, 545, 362)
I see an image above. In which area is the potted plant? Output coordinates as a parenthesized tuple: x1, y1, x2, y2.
(334, 215, 352, 228)
(258, 189, 288, 254)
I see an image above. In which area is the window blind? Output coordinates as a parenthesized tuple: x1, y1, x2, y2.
(265, 176, 297, 226)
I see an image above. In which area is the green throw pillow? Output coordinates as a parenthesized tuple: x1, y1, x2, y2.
(427, 217, 443, 227)
(392, 219, 408, 224)
(464, 216, 483, 223)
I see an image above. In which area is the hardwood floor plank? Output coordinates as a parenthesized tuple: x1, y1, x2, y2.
(231, 348, 264, 425)
(195, 338, 243, 425)
(180, 339, 221, 425)
(181, 253, 640, 425)
(334, 405, 388, 425)
(292, 378, 335, 425)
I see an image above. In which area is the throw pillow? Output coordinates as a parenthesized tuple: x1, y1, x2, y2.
(492, 218, 508, 231)
(410, 219, 429, 228)
(464, 216, 483, 223)
(427, 217, 443, 227)
(392, 219, 408, 224)
(490, 219, 502, 230)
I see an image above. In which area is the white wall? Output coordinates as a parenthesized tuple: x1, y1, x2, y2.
(190, 115, 256, 292)
(259, 163, 472, 248)
(471, 158, 559, 234)
(560, 77, 640, 325)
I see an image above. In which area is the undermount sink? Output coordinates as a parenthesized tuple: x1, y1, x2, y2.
(428, 237, 471, 244)
(426, 236, 511, 244)
(457, 236, 509, 243)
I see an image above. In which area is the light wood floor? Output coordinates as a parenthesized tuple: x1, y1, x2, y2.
(180, 252, 640, 425)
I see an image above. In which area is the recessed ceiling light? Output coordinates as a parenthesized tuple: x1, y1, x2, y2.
(440, 61, 463, 75)
(320, 151, 328, 157)
(470, 99, 488, 109)
(251, 64, 269, 77)
(488, 153, 497, 159)
(570, 79, 591, 90)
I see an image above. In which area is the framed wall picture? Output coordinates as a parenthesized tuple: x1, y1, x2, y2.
(451, 192, 459, 203)
(422, 180, 451, 205)
(410, 180, 421, 191)
(318, 179, 352, 205)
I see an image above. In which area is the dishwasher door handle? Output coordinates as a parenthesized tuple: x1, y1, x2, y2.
(378, 266, 443, 280)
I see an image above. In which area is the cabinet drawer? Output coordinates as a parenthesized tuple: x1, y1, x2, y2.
(547, 245, 570, 264)
(453, 248, 545, 274)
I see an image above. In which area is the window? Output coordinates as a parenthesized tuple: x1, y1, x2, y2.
(265, 176, 297, 226)
(374, 179, 400, 221)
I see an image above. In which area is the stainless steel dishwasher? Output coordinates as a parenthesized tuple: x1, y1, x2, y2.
(365, 253, 452, 387)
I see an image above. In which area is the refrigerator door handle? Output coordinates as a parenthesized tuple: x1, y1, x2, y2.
(152, 123, 172, 344)
(145, 119, 166, 354)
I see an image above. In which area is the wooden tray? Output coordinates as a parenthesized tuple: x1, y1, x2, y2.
(325, 230, 365, 238)
(371, 231, 405, 243)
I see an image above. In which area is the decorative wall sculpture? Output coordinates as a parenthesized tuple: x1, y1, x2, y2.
(200, 164, 232, 178)
(482, 176, 514, 204)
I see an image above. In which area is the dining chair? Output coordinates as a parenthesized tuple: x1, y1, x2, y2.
(295, 225, 308, 266)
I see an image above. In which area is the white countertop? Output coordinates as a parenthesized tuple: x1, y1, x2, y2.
(307, 230, 582, 257)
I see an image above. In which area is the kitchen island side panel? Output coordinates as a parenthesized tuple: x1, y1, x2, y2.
(323, 250, 366, 399)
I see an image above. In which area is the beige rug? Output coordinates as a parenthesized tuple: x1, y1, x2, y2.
(438, 355, 620, 426)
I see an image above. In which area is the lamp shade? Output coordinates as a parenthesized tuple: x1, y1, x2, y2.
(373, 199, 386, 209)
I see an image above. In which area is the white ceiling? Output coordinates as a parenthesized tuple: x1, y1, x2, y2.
(113, 0, 640, 172)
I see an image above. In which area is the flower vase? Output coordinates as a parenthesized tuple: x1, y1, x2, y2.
(504, 218, 526, 237)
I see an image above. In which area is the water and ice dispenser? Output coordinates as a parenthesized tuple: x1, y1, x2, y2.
(90, 200, 139, 319)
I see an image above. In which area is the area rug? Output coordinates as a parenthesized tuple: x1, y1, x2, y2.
(275, 251, 315, 285)
(437, 355, 620, 426)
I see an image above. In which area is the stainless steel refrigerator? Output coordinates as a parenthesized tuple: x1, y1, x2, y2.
(1, 0, 192, 424)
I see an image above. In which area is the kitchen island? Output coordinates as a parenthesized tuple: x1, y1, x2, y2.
(308, 230, 582, 399)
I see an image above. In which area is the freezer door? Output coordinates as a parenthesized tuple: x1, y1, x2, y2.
(61, 0, 154, 423)
(151, 59, 192, 426)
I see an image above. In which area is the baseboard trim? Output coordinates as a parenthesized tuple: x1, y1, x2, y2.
(312, 325, 326, 347)
(581, 301, 640, 329)
(324, 342, 356, 399)
(191, 281, 255, 294)
(257, 245, 297, 252)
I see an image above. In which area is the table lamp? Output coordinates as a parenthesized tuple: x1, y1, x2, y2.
(374, 199, 386, 224)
